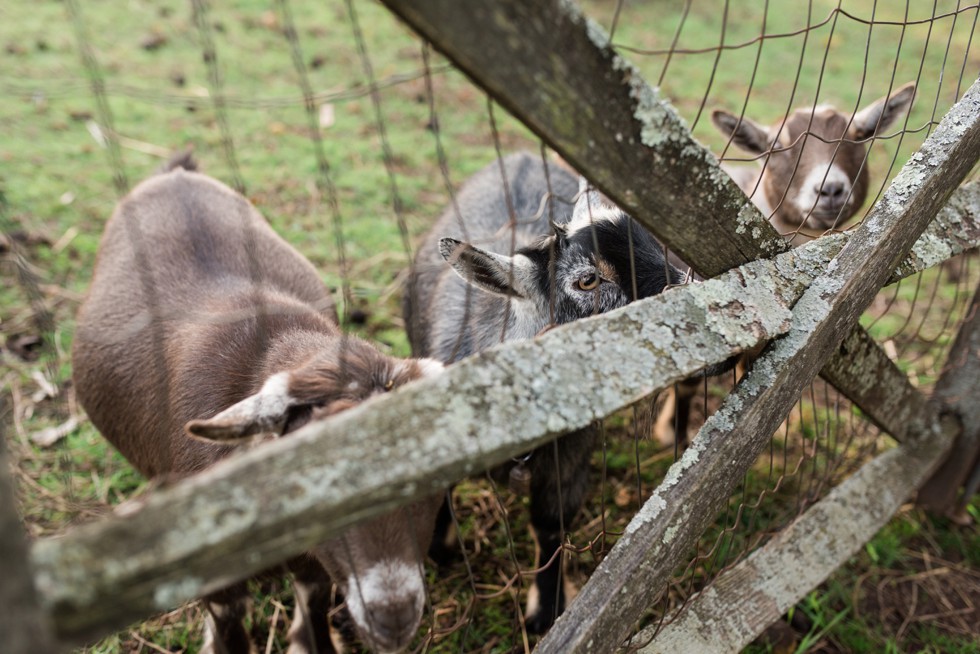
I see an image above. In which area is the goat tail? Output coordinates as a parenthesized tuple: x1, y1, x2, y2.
(157, 149, 199, 174)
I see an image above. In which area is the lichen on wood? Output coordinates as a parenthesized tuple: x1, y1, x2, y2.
(29, 251, 802, 644)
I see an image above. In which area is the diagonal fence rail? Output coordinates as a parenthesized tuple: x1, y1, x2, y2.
(534, 78, 980, 653)
(643, 278, 980, 653)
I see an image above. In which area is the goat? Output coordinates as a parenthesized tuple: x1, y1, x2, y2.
(404, 151, 693, 633)
(712, 82, 916, 244)
(72, 157, 444, 654)
(652, 83, 917, 446)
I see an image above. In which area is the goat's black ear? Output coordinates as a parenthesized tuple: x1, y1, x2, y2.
(712, 109, 771, 156)
(851, 82, 916, 141)
(439, 237, 535, 299)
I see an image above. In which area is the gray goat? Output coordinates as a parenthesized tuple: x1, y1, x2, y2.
(404, 151, 691, 633)
(73, 157, 443, 654)
(712, 82, 916, 243)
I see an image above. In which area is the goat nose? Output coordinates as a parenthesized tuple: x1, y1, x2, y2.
(817, 180, 846, 199)
(366, 602, 419, 651)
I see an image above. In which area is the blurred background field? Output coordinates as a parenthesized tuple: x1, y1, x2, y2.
(2, 1, 979, 652)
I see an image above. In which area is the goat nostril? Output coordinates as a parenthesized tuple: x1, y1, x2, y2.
(818, 181, 846, 199)
(367, 602, 419, 648)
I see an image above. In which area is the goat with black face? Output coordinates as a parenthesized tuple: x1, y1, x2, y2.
(404, 151, 686, 633)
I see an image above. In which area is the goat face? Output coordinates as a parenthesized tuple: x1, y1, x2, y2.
(438, 187, 682, 335)
(712, 82, 915, 232)
(188, 345, 444, 653)
(309, 501, 439, 654)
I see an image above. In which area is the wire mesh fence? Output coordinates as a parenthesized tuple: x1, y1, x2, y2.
(2, 0, 979, 652)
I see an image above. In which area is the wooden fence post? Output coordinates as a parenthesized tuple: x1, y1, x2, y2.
(0, 407, 59, 653)
(917, 277, 980, 520)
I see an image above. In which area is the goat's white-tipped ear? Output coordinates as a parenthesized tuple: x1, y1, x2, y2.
(851, 82, 916, 140)
(711, 109, 771, 156)
(185, 372, 296, 442)
(438, 237, 537, 299)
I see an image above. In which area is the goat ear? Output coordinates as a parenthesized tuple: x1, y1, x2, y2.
(566, 183, 617, 234)
(851, 82, 916, 140)
(439, 237, 536, 299)
(711, 109, 771, 156)
(185, 372, 296, 442)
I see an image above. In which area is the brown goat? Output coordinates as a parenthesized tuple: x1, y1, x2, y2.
(72, 157, 443, 654)
(712, 82, 916, 244)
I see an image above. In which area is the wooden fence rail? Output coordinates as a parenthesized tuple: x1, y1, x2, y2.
(638, 416, 960, 654)
(643, 276, 980, 653)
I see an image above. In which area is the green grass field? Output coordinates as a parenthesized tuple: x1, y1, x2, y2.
(2, 0, 979, 652)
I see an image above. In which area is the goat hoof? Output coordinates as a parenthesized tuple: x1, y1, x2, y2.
(525, 610, 557, 635)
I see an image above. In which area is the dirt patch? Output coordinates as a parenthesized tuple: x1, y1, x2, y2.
(854, 546, 980, 650)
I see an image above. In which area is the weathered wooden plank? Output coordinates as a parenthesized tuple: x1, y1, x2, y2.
(535, 78, 980, 654)
(636, 416, 959, 654)
(917, 277, 980, 515)
(825, 181, 980, 441)
(377, 0, 944, 449)
(888, 181, 980, 284)
(0, 418, 59, 653)
(379, 0, 784, 278)
(27, 178, 980, 644)
(820, 328, 932, 443)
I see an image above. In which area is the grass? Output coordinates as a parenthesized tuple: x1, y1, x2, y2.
(2, 0, 980, 652)
(747, 507, 980, 653)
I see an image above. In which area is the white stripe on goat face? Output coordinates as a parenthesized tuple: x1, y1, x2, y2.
(345, 560, 425, 653)
(793, 162, 852, 218)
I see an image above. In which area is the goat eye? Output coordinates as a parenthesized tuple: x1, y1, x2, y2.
(384, 379, 395, 391)
(576, 272, 600, 291)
